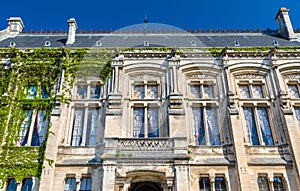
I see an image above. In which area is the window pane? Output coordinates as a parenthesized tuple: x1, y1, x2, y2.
(192, 108, 205, 145)
(243, 107, 259, 145)
(21, 178, 33, 191)
(199, 177, 211, 191)
(191, 85, 201, 98)
(133, 85, 145, 99)
(273, 177, 285, 191)
(76, 85, 87, 99)
(294, 107, 300, 129)
(148, 108, 159, 137)
(214, 177, 226, 191)
(288, 84, 300, 98)
(239, 85, 250, 98)
(17, 110, 33, 146)
(41, 86, 50, 98)
(133, 108, 144, 138)
(258, 177, 270, 191)
(252, 85, 264, 98)
(6, 178, 17, 191)
(71, 108, 85, 146)
(64, 178, 76, 191)
(27, 85, 37, 99)
(80, 177, 92, 191)
(86, 108, 99, 146)
(203, 85, 214, 98)
(147, 85, 158, 99)
(90, 84, 100, 99)
(31, 110, 48, 146)
(257, 108, 274, 145)
(206, 107, 220, 145)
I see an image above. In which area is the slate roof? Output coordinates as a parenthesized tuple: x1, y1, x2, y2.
(0, 32, 299, 48)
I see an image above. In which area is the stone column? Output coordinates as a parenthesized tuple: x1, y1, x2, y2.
(174, 165, 189, 191)
(102, 165, 116, 191)
(223, 57, 251, 191)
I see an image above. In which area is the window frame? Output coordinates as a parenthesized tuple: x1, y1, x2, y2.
(70, 105, 100, 146)
(132, 104, 160, 138)
(191, 105, 221, 146)
(189, 80, 217, 100)
(132, 81, 160, 100)
(74, 81, 102, 100)
(237, 79, 275, 146)
(241, 105, 275, 146)
(17, 109, 49, 146)
(257, 175, 271, 191)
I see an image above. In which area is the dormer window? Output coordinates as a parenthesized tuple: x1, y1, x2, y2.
(191, 40, 197, 46)
(96, 40, 102, 46)
(44, 41, 51, 47)
(144, 41, 149, 47)
(9, 41, 16, 47)
(273, 40, 279, 46)
(234, 40, 240, 47)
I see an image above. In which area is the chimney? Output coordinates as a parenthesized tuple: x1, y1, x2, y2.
(66, 18, 77, 45)
(275, 7, 296, 40)
(7, 17, 24, 33)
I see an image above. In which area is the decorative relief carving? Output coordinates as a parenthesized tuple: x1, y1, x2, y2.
(235, 73, 264, 79)
(130, 73, 160, 81)
(117, 138, 174, 150)
(283, 73, 300, 80)
(185, 74, 215, 80)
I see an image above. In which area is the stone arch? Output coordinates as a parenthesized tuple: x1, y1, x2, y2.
(117, 170, 173, 191)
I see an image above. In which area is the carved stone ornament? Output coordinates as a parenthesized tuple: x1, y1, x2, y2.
(130, 73, 161, 81)
(235, 73, 264, 79)
(283, 73, 300, 80)
(185, 74, 215, 80)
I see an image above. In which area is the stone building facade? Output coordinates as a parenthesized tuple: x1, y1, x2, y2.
(1, 7, 300, 191)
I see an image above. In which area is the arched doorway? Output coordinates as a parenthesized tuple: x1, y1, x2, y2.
(129, 181, 163, 191)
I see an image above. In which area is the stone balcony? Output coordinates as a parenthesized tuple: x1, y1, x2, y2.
(103, 137, 188, 160)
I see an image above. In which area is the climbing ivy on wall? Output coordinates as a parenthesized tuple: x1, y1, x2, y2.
(0, 48, 88, 187)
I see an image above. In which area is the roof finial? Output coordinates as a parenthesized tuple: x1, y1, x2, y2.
(144, 15, 148, 24)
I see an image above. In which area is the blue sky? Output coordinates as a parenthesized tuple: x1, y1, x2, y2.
(0, 0, 299, 32)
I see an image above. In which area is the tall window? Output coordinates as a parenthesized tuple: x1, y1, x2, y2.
(86, 108, 99, 145)
(273, 177, 286, 191)
(258, 176, 270, 191)
(71, 107, 99, 146)
(31, 110, 48, 146)
(294, 107, 300, 129)
(17, 110, 33, 146)
(133, 107, 158, 138)
(199, 177, 211, 191)
(21, 178, 33, 191)
(17, 110, 49, 146)
(192, 107, 220, 145)
(243, 107, 273, 146)
(214, 177, 227, 191)
(64, 177, 76, 191)
(80, 177, 92, 191)
(6, 178, 17, 191)
(238, 82, 274, 146)
(71, 108, 85, 146)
